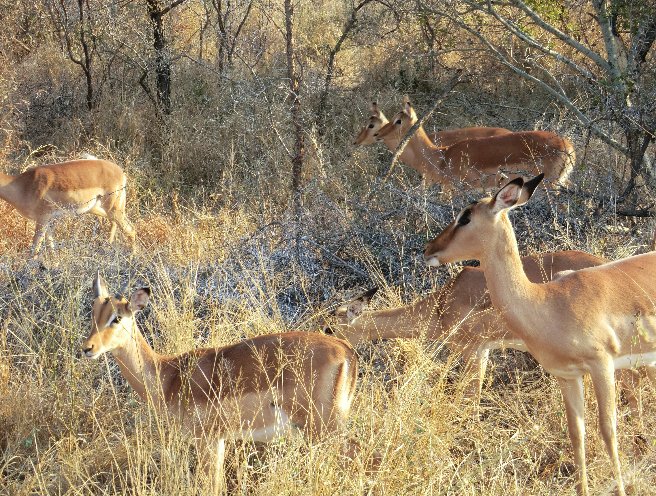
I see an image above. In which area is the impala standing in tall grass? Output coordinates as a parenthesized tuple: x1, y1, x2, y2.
(376, 99, 575, 191)
(354, 102, 511, 182)
(83, 274, 360, 491)
(423, 174, 656, 496)
(327, 252, 655, 417)
(0, 157, 135, 256)
(325, 251, 604, 401)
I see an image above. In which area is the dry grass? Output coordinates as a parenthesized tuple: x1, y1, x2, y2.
(0, 161, 655, 495)
(1, 1, 654, 493)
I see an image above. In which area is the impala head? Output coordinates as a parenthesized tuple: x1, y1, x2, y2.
(82, 273, 151, 359)
(423, 174, 545, 266)
(323, 288, 378, 335)
(354, 102, 389, 145)
(375, 96, 417, 142)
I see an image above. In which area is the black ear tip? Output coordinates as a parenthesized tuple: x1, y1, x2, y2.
(527, 173, 545, 187)
(363, 287, 378, 300)
(504, 176, 524, 188)
(141, 287, 151, 296)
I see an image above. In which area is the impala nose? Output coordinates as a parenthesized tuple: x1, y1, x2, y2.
(82, 344, 94, 356)
(423, 251, 440, 267)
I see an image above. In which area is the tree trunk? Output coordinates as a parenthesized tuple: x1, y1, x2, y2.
(152, 12, 171, 114)
(147, 1, 174, 115)
(622, 125, 655, 201)
(284, 0, 304, 238)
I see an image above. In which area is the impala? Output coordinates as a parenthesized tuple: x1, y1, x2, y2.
(354, 101, 511, 182)
(326, 252, 655, 418)
(423, 174, 656, 496)
(83, 274, 360, 491)
(0, 158, 135, 255)
(376, 100, 575, 190)
(325, 250, 604, 401)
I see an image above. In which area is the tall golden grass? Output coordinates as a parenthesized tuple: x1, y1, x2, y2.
(0, 173, 654, 495)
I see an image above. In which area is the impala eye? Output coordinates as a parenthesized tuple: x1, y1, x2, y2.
(395, 119, 402, 124)
(368, 124, 374, 129)
(111, 315, 122, 325)
(457, 209, 471, 226)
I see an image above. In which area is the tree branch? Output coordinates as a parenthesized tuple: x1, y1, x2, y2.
(630, 14, 656, 68)
(446, 14, 629, 155)
(484, 2, 596, 81)
(159, 0, 188, 17)
(506, 0, 612, 72)
(592, 0, 626, 83)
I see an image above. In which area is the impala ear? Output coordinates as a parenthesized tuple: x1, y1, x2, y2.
(519, 173, 545, 202)
(403, 97, 412, 113)
(491, 174, 544, 213)
(403, 101, 417, 120)
(370, 101, 380, 116)
(129, 287, 151, 312)
(359, 287, 378, 303)
(93, 272, 109, 299)
(334, 288, 378, 324)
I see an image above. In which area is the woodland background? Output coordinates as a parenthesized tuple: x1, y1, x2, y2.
(0, 1, 655, 494)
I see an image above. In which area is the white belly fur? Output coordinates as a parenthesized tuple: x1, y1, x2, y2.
(242, 406, 293, 443)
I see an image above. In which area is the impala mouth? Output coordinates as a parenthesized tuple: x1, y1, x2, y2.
(424, 254, 441, 267)
(82, 349, 101, 359)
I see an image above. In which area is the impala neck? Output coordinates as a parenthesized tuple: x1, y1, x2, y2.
(340, 308, 420, 345)
(112, 329, 166, 408)
(337, 291, 447, 345)
(478, 214, 542, 320)
(379, 132, 418, 165)
(405, 126, 445, 178)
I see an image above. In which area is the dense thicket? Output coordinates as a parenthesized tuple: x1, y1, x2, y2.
(1, 1, 651, 197)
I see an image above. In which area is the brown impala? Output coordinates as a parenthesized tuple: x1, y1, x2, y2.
(423, 174, 656, 496)
(354, 101, 511, 183)
(376, 99, 575, 191)
(0, 158, 135, 256)
(82, 274, 361, 492)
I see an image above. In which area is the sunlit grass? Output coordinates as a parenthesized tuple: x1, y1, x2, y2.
(0, 170, 654, 495)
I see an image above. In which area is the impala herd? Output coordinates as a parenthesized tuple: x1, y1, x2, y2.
(1, 97, 654, 495)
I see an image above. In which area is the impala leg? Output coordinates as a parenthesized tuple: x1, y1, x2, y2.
(108, 187, 136, 248)
(461, 347, 490, 404)
(197, 437, 226, 495)
(31, 219, 52, 257)
(107, 211, 136, 249)
(108, 222, 118, 243)
(116, 215, 136, 246)
(87, 204, 117, 243)
(590, 363, 626, 496)
(46, 231, 55, 251)
(557, 376, 588, 496)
